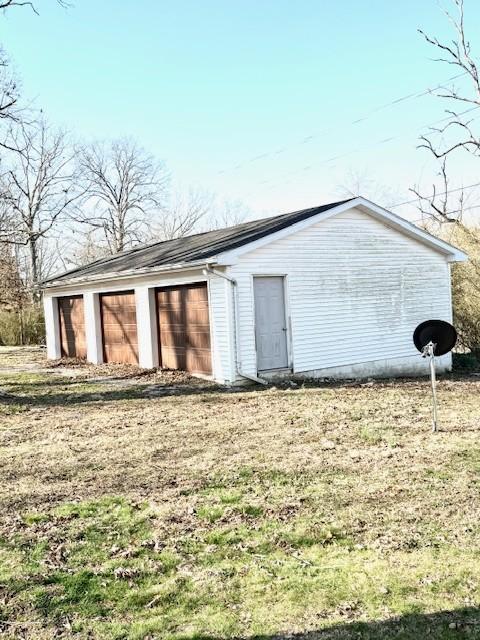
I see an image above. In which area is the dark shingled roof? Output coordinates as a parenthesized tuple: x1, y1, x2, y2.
(44, 198, 353, 285)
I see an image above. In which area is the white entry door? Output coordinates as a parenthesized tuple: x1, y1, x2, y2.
(254, 276, 288, 371)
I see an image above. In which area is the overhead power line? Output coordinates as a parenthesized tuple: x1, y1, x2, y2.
(217, 71, 467, 177)
(412, 203, 480, 224)
(391, 181, 480, 209)
(242, 105, 479, 197)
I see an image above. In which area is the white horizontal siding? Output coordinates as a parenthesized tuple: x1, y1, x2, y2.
(207, 276, 235, 383)
(228, 207, 453, 378)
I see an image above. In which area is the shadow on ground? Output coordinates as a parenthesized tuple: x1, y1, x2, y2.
(1, 366, 479, 409)
(193, 607, 480, 639)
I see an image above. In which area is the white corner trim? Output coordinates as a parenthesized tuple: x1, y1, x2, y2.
(84, 292, 103, 364)
(43, 295, 61, 359)
(135, 286, 159, 369)
(215, 197, 468, 264)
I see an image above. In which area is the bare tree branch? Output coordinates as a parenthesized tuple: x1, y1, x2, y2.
(154, 188, 212, 241)
(0, 117, 81, 298)
(0, 0, 71, 13)
(75, 138, 169, 254)
(414, 0, 480, 229)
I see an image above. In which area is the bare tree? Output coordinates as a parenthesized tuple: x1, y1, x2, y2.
(153, 188, 212, 240)
(151, 190, 252, 242)
(0, 49, 18, 122)
(209, 198, 249, 230)
(0, 242, 25, 309)
(338, 168, 402, 208)
(77, 139, 169, 254)
(411, 158, 468, 227)
(413, 0, 480, 227)
(0, 117, 80, 298)
(66, 229, 111, 267)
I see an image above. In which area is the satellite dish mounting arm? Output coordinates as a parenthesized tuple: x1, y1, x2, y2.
(422, 341, 438, 432)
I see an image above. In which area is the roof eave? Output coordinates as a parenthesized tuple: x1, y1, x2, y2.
(42, 258, 218, 290)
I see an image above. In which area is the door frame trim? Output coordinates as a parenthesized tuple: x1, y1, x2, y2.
(251, 274, 293, 373)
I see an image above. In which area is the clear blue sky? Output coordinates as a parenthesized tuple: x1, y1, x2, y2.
(2, 0, 480, 220)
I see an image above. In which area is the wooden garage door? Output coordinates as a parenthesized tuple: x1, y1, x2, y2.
(156, 283, 212, 375)
(100, 291, 138, 364)
(58, 295, 86, 359)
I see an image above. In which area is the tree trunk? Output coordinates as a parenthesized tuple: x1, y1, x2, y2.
(28, 237, 40, 304)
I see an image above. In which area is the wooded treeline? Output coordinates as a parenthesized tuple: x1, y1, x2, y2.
(0, 3, 250, 344)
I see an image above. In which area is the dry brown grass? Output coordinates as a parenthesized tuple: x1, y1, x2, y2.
(1, 347, 480, 639)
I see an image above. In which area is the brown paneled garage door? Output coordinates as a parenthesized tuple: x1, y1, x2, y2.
(58, 295, 87, 359)
(156, 283, 212, 375)
(100, 291, 138, 364)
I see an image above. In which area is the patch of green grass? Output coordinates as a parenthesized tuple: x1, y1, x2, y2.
(0, 402, 27, 415)
(236, 503, 263, 517)
(424, 468, 453, 481)
(195, 505, 225, 522)
(218, 491, 242, 505)
(277, 521, 351, 549)
(203, 526, 249, 547)
(22, 512, 50, 525)
(357, 423, 398, 446)
(358, 423, 383, 444)
(453, 447, 480, 473)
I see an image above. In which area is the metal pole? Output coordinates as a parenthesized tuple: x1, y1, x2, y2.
(429, 351, 438, 432)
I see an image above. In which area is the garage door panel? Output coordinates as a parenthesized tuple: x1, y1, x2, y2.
(185, 285, 208, 302)
(156, 283, 212, 375)
(157, 289, 183, 305)
(159, 328, 185, 347)
(100, 291, 138, 364)
(186, 349, 211, 374)
(101, 310, 137, 323)
(185, 307, 210, 324)
(101, 328, 137, 344)
(58, 295, 86, 359)
(161, 346, 186, 370)
(186, 330, 211, 349)
(159, 309, 183, 326)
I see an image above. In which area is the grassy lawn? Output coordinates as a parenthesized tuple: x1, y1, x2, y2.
(0, 347, 480, 639)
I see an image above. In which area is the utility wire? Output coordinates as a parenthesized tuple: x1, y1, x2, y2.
(243, 105, 479, 197)
(412, 203, 480, 223)
(217, 71, 467, 176)
(391, 181, 480, 209)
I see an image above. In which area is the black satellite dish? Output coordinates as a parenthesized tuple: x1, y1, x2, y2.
(413, 319, 457, 432)
(413, 319, 457, 357)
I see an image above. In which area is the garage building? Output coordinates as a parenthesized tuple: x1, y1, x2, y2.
(42, 197, 466, 383)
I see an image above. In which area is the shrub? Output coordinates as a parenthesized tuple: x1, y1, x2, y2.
(0, 306, 45, 346)
(449, 226, 480, 357)
(432, 223, 480, 358)
(452, 352, 480, 372)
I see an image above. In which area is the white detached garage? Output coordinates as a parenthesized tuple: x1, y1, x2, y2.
(42, 197, 466, 384)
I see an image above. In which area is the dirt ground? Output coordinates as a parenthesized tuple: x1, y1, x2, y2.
(0, 347, 480, 639)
